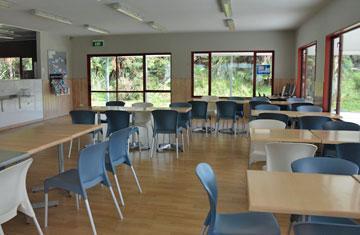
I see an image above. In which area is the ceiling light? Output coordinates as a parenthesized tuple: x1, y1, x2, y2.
(220, 0, 232, 18)
(224, 19, 235, 31)
(30, 9, 72, 25)
(146, 21, 166, 32)
(84, 24, 109, 34)
(0, 28, 14, 35)
(0, 0, 13, 9)
(109, 3, 144, 22)
(0, 34, 14, 39)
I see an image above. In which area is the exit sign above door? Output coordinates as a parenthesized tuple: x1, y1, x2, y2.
(92, 40, 104, 47)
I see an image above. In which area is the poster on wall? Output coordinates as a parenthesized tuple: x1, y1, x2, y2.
(47, 50, 69, 95)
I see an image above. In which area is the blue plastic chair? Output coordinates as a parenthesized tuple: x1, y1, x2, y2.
(251, 97, 270, 102)
(215, 101, 238, 135)
(298, 116, 332, 130)
(293, 222, 360, 235)
(195, 163, 280, 235)
(336, 143, 360, 169)
(68, 110, 100, 159)
(258, 113, 289, 125)
(289, 102, 313, 111)
(188, 101, 210, 134)
(106, 101, 125, 107)
(255, 104, 281, 111)
(170, 102, 192, 147)
(105, 110, 130, 137)
(151, 110, 183, 159)
(322, 121, 360, 157)
(107, 128, 142, 206)
(44, 142, 123, 235)
(249, 100, 271, 110)
(291, 157, 359, 229)
(297, 105, 323, 112)
(287, 97, 305, 103)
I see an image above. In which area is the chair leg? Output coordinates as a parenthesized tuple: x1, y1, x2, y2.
(137, 131, 141, 155)
(113, 174, 125, 206)
(186, 128, 190, 150)
(108, 186, 124, 220)
(84, 199, 97, 235)
(130, 165, 143, 193)
(44, 193, 48, 227)
(181, 132, 185, 153)
(75, 194, 80, 211)
(150, 136, 155, 159)
(32, 215, 43, 235)
(67, 139, 73, 159)
(77, 137, 81, 151)
(205, 119, 208, 135)
(176, 135, 179, 159)
(200, 225, 208, 235)
(287, 221, 293, 235)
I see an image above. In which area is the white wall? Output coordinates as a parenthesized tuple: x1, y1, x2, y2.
(70, 30, 295, 80)
(295, 0, 360, 103)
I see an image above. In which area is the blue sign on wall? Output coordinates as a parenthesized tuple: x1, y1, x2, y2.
(256, 64, 271, 75)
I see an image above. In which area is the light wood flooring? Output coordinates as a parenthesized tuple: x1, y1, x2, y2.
(2, 124, 290, 234)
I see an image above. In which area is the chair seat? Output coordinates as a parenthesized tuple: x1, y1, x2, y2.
(44, 169, 83, 196)
(211, 212, 280, 235)
(309, 216, 358, 225)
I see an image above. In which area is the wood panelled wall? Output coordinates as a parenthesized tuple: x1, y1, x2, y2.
(69, 78, 295, 106)
(42, 79, 73, 120)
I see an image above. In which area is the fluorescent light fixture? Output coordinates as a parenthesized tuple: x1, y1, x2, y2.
(0, 34, 14, 39)
(109, 3, 143, 22)
(224, 19, 235, 31)
(0, 0, 13, 8)
(220, 0, 232, 18)
(30, 9, 72, 25)
(84, 24, 109, 34)
(146, 21, 166, 32)
(0, 28, 14, 35)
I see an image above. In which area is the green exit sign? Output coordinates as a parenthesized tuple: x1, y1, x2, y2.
(92, 40, 104, 47)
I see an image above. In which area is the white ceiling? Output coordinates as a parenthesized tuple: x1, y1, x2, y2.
(0, 0, 331, 36)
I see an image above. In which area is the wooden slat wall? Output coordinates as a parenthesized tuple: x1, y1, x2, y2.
(72, 78, 89, 108)
(42, 79, 73, 120)
(273, 78, 295, 96)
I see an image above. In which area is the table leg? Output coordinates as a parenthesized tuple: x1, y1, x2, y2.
(58, 143, 64, 173)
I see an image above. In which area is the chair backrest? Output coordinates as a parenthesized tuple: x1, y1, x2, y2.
(289, 102, 313, 111)
(188, 101, 208, 119)
(249, 100, 271, 110)
(105, 110, 130, 136)
(297, 105, 323, 112)
(336, 143, 360, 168)
(170, 102, 192, 108)
(132, 102, 154, 108)
(216, 101, 237, 119)
(291, 157, 359, 175)
(106, 101, 125, 107)
(0, 158, 33, 223)
(78, 142, 110, 194)
(293, 222, 360, 235)
(152, 110, 178, 134)
(249, 119, 286, 129)
(287, 97, 305, 103)
(298, 116, 332, 130)
(255, 104, 281, 111)
(195, 163, 217, 229)
(323, 121, 360, 131)
(265, 143, 317, 172)
(251, 97, 270, 102)
(69, 110, 96, 124)
(258, 113, 289, 125)
(108, 128, 131, 169)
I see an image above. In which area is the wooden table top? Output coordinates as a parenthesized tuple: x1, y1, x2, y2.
(310, 130, 360, 144)
(251, 110, 341, 119)
(191, 98, 249, 104)
(247, 170, 360, 218)
(250, 128, 322, 143)
(0, 122, 101, 154)
(80, 106, 191, 113)
(0, 149, 30, 168)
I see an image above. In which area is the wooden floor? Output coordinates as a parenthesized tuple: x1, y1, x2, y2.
(2, 125, 290, 234)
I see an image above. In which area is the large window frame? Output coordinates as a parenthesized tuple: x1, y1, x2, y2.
(0, 56, 35, 80)
(324, 22, 360, 113)
(191, 50, 275, 97)
(296, 41, 317, 100)
(87, 53, 172, 106)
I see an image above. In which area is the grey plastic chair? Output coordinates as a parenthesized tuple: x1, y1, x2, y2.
(297, 105, 323, 112)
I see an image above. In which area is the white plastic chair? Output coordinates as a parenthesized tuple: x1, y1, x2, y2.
(265, 142, 317, 172)
(248, 119, 286, 167)
(132, 102, 153, 148)
(0, 158, 43, 235)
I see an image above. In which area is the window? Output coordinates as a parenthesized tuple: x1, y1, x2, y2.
(192, 51, 274, 97)
(0, 57, 21, 80)
(298, 43, 317, 100)
(89, 54, 171, 107)
(327, 24, 360, 123)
